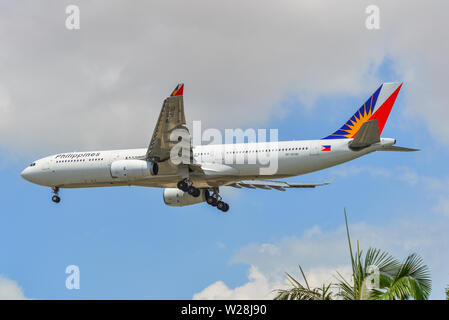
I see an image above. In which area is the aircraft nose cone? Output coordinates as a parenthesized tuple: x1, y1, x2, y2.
(21, 167, 33, 182)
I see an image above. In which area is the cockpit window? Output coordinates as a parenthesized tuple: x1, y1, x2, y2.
(30, 162, 36, 167)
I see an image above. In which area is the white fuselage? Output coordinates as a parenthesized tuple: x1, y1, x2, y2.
(21, 138, 395, 189)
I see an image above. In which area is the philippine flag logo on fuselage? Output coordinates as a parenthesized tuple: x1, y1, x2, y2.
(321, 145, 331, 151)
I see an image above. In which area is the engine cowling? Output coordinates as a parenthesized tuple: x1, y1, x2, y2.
(163, 188, 206, 207)
(110, 160, 158, 179)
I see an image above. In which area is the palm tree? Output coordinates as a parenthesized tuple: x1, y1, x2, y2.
(274, 265, 334, 300)
(337, 210, 431, 300)
(273, 210, 432, 300)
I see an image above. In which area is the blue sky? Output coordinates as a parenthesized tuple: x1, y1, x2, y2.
(1, 1, 448, 300)
(2, 59, 448, 299)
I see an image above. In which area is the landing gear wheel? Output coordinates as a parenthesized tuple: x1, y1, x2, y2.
(51, 187, 61, 203)
(193, 188, 201, 197)
(187, 185, 200, 197)
(177, 180, 188, 192)
(207, 196, 218, 206)
(217, 201, 229, 212)
(217, 201, 226, 211)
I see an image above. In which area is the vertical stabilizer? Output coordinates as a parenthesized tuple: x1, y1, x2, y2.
(323, 82, 402, 139)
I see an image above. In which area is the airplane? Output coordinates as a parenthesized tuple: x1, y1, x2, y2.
(21, 82, 417, 212)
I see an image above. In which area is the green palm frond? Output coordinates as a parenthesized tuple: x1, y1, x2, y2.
(274, 266, 334, 300)
(374, 253, 431, 300)
(335, 270, 355, 300)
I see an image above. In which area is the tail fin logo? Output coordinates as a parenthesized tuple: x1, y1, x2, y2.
(323, 82, 402, 139)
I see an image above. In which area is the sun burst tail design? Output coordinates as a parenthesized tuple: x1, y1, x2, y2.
(323, 82, 402, 140)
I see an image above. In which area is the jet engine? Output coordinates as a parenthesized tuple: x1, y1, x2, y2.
(110, 160, 158, 179)
(163, 188, 207, 207)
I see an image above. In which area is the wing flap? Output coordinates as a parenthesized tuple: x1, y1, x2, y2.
(230, 177, 334, 190)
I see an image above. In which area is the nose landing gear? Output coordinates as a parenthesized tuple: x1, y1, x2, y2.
(51, 187, 60, 203)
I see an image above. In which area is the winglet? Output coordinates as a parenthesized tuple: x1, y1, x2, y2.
(170, 83, 184, 96)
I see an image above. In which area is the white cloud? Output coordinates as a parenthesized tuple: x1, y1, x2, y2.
(0, 276, 27, 300)
(303, 265, 352, 290)
(195, 211, 449, 299)
(193, 262, 352, 300)
(193, 265, 280, 300)
(1, 1, 449, 154)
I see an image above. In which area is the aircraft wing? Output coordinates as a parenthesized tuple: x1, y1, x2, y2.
(229, 177, 335, 191)
(146, 83, 191, 162)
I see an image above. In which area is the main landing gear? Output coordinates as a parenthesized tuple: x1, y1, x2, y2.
(205, 189, 229, 213)
(51, 187, 61, 203)
(177, 180, 230, 212)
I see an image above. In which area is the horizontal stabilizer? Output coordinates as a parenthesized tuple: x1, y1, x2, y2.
(349, 119, 380, 149)
(378, 146, 420, 152)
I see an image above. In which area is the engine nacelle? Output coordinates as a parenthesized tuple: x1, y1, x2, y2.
(163, 188, 206, 207)
(110, 160, 158, 180)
